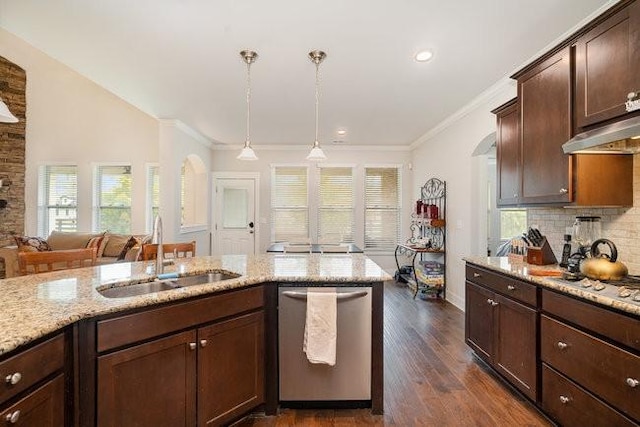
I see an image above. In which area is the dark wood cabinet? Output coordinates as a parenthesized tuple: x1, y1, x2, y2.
(198, 311, 264, 426)
(0, 333, 66, 427)
(492, 98, 520, 206)
(93, 286, 266, 427)
(541, 289, 640, 424)
(97, 330, 197, 427)
(575, 1, 640, 130)
(0, 374, 65, 427)
(518, 46, 572, 205)
(465, 266, 538, 401)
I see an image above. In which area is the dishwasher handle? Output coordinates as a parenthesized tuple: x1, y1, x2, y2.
(281, 290, 368, 301)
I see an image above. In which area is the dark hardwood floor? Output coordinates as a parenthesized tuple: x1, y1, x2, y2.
(236, 281, 550, 426)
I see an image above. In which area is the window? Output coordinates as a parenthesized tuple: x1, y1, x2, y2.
(271, 166, 308, 242)
(38, 165, 78, 236)
(146, 164, 160, 233)
(318, 167, 354, 243)
(500, 208, 527, 239)
(94, 165, 132, 233)
(364, 167, 401, 251)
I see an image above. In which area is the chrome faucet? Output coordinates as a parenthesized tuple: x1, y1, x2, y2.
(152, 215, 165, 275)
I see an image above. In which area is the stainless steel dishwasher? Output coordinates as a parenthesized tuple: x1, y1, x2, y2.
(278, 286, 372, 405)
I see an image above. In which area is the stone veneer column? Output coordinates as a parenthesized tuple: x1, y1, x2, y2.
(0, 55, 26, 278)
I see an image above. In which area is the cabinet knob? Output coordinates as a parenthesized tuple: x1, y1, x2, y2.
(626, 378, 639, 388)
(507, 285, 516, 291)
(559, 395, 570, 404)
(4, 372, 21, 385)
(556, 341, 568, 350)
(559, 188, 568, 194)
(473, 273, 481, 278)
(200, 339, 208, 348)
(5, 410, 20, 424)
(189, 342, 197, 351)
(513, 193, 518, 198)
(486, 299, 498, 306)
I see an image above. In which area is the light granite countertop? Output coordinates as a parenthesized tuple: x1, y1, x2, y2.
(465, 256, 640, 317)
(0, 253, 391, 357)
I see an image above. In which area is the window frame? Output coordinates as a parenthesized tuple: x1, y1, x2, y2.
(363, 164, 402, 253)
(37, 164, 79, 237)
(92, 163, 133, 234)
(270, 164, 309, 243)
(316, 164, 355, 243)
(146, 163, 160, 234)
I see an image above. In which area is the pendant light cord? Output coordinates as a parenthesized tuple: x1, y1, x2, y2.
(246, 59, 252, 146)
(314, 60, 320, 145)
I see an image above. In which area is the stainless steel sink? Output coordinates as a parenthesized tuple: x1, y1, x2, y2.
(170, 272, 240, 287)
(98, 271, 241, 298)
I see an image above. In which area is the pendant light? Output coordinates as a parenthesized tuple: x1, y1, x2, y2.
(0, 97, 18, 123)
(307, 50, 327, 161)
(237, 50, 258, 161)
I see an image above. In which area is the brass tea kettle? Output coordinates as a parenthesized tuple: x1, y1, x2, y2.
(580, 238, 628, 281)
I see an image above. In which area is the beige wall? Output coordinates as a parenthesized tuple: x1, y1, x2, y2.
(528, 155, 640, 275)
(0, 28, 160, 235)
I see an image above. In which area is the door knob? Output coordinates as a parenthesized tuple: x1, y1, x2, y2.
(248, 222, 254, 228)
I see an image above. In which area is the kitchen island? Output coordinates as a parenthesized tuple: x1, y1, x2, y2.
(0, 253, 389, 426)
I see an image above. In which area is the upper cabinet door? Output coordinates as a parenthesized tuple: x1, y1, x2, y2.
(575, 3, 640, 129)
(493, 99, 520, 207)
(518, 47, 572, 205)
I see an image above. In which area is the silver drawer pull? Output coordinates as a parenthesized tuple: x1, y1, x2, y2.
(559, 188, 568, 194)
(473, 273, 481, 278)
(188, 342, 196, 351)
(5, 372, 21, 385)
(559, 395, 570, 404)
(486, 299, 498, 306)
(557, 341, 568, 350)
(626, 378, 639, 388)
(507, 285, 516, 291)
(200, 339, 208, 348)
(5, 410, 20, 424)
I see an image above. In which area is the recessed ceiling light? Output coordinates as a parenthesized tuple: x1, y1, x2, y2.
(337, 129, 347, 136)
(415, 50, 434, 62)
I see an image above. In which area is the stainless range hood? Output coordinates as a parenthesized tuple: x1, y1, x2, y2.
(562, 115, 640, 154)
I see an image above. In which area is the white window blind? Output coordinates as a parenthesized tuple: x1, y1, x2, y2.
(271, 166, 308, 242)
(147, 165, 160, 233)
(95, 165, 132, 233)
(38, 165, 78, 236)
(318, 167, 354, 243)
(364, 167, 401, 250)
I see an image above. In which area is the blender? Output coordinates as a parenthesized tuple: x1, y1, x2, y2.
(567, 216, 601, 275)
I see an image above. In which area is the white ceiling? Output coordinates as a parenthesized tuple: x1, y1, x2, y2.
(0, 0, 612, 148)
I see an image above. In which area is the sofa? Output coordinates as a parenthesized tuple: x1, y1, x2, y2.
(0, 231, 151, 278)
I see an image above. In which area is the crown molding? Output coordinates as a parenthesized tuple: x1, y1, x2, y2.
(212, 143, 411, 152)
(158, 119, 214, 148)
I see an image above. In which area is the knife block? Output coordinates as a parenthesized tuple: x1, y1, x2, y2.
(527, 237, 557, 265)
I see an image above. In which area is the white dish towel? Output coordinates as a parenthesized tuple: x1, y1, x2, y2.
(303, 288, 337, 366)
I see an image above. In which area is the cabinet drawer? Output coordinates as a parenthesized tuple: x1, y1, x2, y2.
(541, 315, 640, 421)
(542, 364, 636, 427)
(465, 264, 537, 306)
(98, 285, 264, 352)
(0, 334, 65, 404)
(542, 288, 640, 351)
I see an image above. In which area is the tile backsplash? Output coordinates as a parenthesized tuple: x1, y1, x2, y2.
(527, 154, 640, 275)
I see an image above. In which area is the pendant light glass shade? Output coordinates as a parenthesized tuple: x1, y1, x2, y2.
(0, 98, 18, 123)
(237, 50, 258, 161)
(307, 50, 327, 161)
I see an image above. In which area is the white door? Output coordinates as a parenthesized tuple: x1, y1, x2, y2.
(213, 178, 256, 255)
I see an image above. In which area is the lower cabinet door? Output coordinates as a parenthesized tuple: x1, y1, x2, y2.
(465, 281, 495, 363)
(97, 330, 197, 427)
(542, 364, 636, 427)
(0, 374, 64, 427)
(197, 311, 265, 427)
(494, 294, 537, 401)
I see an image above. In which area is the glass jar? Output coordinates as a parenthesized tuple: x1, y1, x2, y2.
(572, 216, 601, 251)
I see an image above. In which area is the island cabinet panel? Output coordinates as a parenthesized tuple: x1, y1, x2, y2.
(465, 265, 538, 401)
(518, 46, 572, 205)
(575, 2, 640, 129)
(97, 330, 197, 427)
(198, 311, 264, 426)
(0, 333, 64, 404)
(493, 98, 520, 206)
(0, 374, 64, 427)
